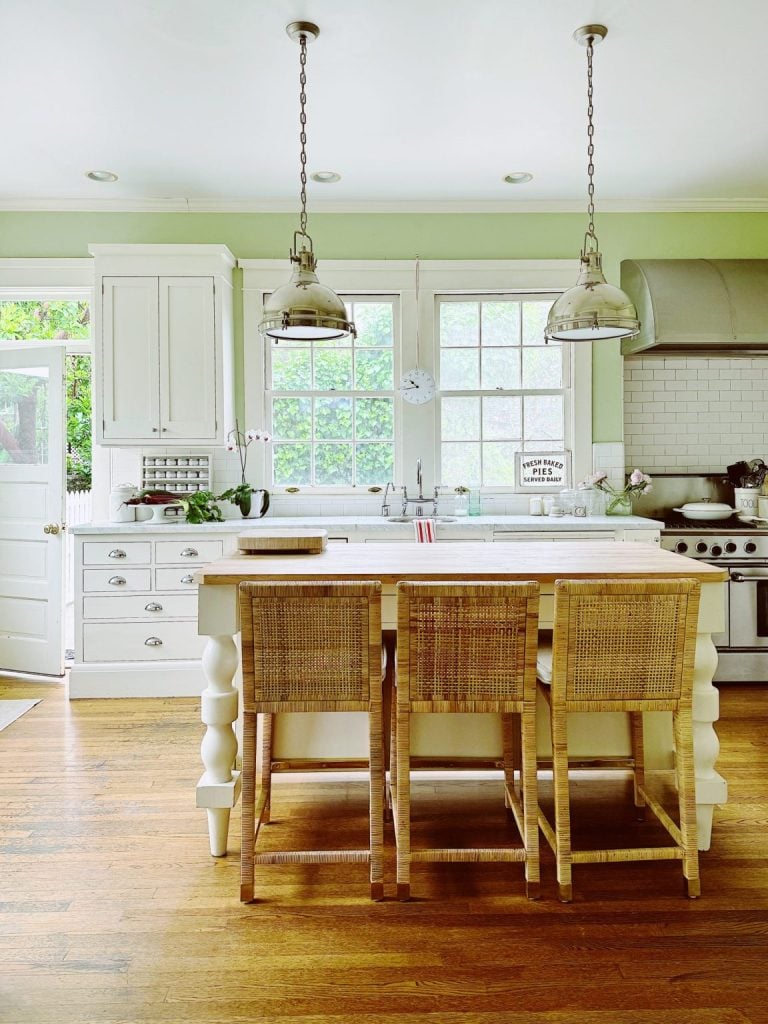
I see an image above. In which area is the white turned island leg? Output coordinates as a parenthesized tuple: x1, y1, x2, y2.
(197, 584, 241, 857)
(691, 583, 728, 851)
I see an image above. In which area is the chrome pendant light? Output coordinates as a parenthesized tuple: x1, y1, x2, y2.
(259, 22, 355, 342)
(545, 25, 639, 343)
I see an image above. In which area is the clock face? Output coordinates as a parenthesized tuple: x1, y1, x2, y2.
(398, 368, 436, 405)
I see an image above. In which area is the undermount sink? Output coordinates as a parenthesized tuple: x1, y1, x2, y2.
(386, 515, 457, 523)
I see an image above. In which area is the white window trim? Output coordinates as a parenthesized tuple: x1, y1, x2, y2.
(241, 259, 590, 496)
(0, 259, 94, 355)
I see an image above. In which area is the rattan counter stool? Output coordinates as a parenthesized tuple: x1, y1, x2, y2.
(238, 580, 385, 903)
(537, 578, 701, 902)
(392, 581, 541, 900)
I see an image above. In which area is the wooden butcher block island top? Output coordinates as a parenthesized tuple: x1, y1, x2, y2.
(196, 540, 727, 586)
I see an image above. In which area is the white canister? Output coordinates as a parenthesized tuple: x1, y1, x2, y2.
(735, 487, 760, 518)
(529, 496, 543, 516)
(109, 483, 137, 522)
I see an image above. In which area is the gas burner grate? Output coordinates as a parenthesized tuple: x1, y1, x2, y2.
(662, 513, 758, 532)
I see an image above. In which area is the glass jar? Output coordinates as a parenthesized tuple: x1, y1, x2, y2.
(468, 488, 482, 516)
(606, 492, 632, 516)
(454, 491, 469, 516)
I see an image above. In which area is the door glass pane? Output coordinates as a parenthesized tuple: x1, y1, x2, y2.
(0, 366, 49, 464)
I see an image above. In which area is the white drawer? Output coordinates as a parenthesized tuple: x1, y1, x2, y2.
(83, 568, 152, 592)
(83, 621, 206, 662)
(155, 539, 223, 564)
(155, 567, 200, 590)
(83, 593, 198, 620)
(82, 541, 151, 565)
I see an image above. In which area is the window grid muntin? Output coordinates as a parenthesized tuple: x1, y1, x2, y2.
(268, 295, 397, 488)
(437, 293, 568, 489)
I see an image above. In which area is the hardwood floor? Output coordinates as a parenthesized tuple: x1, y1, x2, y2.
(0, 676, 766, 1024)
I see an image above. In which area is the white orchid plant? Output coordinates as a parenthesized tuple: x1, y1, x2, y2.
(219, 421, 271, 507)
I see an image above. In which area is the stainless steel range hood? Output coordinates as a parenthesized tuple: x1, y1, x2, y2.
(620, 259, 768, 355)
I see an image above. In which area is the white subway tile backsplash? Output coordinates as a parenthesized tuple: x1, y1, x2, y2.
(624, 355, 768, 472)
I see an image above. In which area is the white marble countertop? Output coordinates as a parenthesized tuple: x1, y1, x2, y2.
(71, 514, 663, 535)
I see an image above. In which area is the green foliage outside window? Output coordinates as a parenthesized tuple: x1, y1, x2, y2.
(269, 300, 395, 487)
(0, 300, 92, 489)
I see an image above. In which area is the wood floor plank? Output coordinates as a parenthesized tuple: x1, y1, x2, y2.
(0, 676, 766, 1023)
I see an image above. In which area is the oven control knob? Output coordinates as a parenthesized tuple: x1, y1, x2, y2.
(745, 541, 758, 554)
(710, 544, 723, 557)
(695, 541, 708, 554)
(674, 541, 689, 554)
(725, 542, 738, 554)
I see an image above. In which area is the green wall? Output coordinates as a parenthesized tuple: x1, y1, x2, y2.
(4, 210, 768, 439)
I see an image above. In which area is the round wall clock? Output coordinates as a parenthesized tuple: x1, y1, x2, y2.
(398, 368, 436, 404)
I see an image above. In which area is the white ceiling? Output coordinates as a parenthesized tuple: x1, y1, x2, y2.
(3, 0, 768, 210)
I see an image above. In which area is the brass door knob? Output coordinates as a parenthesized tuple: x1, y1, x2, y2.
(43, 523, 60, 535)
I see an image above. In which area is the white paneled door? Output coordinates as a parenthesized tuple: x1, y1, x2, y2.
(0, 344, 65, 676)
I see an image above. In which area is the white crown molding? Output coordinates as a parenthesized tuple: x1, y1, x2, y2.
(1, 196, 768, 214)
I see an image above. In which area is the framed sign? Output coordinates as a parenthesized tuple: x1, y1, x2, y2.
(515, 451, 571, 491)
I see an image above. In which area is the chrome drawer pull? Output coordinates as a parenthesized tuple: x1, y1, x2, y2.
(144, 637, 163, 647)
(108, 549, 127, 559)
(145, 602, 163, 612)
(108, 575, 127, 586)
(180, 547, 199, 558)
(180, 574, 195, 584)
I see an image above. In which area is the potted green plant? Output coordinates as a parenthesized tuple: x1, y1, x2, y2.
(220, 421, 271, 518)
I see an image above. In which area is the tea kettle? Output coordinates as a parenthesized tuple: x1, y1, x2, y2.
(251, 489, 270, 518)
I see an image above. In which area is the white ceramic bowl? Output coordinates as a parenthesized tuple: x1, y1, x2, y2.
(674, 502, 735, 521)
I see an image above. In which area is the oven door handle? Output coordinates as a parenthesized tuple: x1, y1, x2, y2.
(730, 572, 768, 582)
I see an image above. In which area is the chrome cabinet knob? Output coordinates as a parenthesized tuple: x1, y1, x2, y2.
(107, 575, 126, 586)
(180, 574, 195, 584)
(180, 548, 199, 558)
(108, 549, 127, 559)
(144, 637, 163, 646)
(145, 602, 163, 612)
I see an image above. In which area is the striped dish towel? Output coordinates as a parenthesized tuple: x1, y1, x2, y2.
(413, 518, 436, 543)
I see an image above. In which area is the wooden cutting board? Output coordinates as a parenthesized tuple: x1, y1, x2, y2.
(237, 530, 328, 555)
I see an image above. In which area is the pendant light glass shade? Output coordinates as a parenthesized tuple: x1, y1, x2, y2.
(545, 25, 639, 344)
(259, 22, 355, 342)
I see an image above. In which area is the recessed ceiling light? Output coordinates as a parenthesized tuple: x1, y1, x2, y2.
(503, 172, 533, 184)
(310, 171, 341, 183)
(85, 170, 118, 182)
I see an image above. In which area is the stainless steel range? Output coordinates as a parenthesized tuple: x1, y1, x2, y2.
(660, 513, 768, 682)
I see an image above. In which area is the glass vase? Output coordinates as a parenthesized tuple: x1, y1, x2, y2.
(606, 492, 632, 516)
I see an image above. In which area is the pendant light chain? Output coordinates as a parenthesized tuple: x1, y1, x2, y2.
(298, 32, 309, 238)
(584, 34, 598, 254)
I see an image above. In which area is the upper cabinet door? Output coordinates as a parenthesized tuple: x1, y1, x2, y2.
(100, 277, 160, 441)
(158, 277, 218, 442)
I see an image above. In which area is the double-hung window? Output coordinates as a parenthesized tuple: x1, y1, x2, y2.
(267, 297, 398, 487)
(438, 294, 567, 487)
(243, 259, 589, 495)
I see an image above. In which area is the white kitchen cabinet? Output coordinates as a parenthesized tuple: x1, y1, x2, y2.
(69, 528, 237, 698)
(90, 245, 235, 446)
